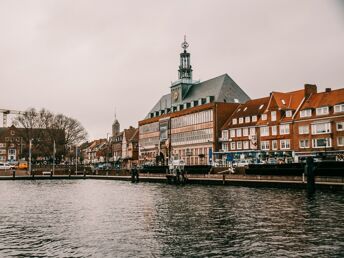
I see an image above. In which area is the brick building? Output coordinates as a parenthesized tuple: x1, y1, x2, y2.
(138, 38, 250, 165)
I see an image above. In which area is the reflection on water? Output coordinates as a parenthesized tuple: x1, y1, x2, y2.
(0, 180, 343, 257)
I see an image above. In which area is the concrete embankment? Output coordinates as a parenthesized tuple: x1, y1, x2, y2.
(1, 173, 343, 191)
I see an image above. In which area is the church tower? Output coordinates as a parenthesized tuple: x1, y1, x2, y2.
(112, 112, 120, 137)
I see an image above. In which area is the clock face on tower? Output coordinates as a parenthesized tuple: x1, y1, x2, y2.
(173, 91, 179, 101)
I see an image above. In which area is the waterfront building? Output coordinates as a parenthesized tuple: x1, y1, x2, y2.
(293, 87, 344, 160)
(138, 38, 250, 165)
(121, 127, 139, 168)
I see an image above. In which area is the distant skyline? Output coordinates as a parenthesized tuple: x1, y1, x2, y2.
(1, 0, 344, 140)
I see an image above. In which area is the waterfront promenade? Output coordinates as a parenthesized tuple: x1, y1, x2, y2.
(1, 170, 343, 191)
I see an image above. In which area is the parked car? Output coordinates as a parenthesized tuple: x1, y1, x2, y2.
(233, 160, 250, 168)
(0, 163, 12, 170)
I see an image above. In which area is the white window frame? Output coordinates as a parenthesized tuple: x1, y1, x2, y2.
(237, 141, 242, 150)
(260, 141, 270, 150)
(245, 116, 250, 123)
(316, 106, 329, 116)
(236, 129, 242, 137)
(300, 109, 312, 118)
(261, 114, 267, 121)
(311, 122, 331, 135)
(280, 139, 290, 150)
(243, 128, 249, 136)
(299, 125, 309, 135)
(249, 127, 255, 136)
(243, 141, 249, 150)
(252, 116, 257, 122)
(334, 104, 344, 113)
(336, 122, 344, 131)
(271, 126, 277, 136)
(279, 124, 290, 135)
(272, 140, 278, 150)
(230, 142, 236, 150)
(337, 136, 344, 146)
(239, 117, 244, 124)
(271, 111, 276, 121)
(312, 138, 332, 148)
(286, 110, 292, 117)
(232, 118, 237, 125)
(230, 129, 236, 138)
(299, 139, 309, 149)
(260, 126, 269, 136)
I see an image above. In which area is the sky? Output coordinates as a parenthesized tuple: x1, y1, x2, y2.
(1, 0, 344, 140)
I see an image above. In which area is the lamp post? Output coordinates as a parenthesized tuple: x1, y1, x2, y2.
(29, 139, 32, 175)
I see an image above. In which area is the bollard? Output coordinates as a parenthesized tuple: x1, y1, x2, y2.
(222, 173, 226, 185)
(50, 169, 53, 178)
(69, 169, 71, 178)
(32, 169, 35, 178)
(305, 157, 315, 194)
(83, 168, 86, 178)
(12, 169, 16, 179)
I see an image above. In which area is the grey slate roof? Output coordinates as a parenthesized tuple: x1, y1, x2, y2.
(146, 74, 250, 118)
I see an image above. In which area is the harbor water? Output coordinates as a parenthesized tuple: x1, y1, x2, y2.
(0, 180, 343, 257)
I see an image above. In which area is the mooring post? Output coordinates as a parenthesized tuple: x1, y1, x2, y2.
(222, 173, 226, 185)
(32, 169, 35, 178)
(50, 169, 53, 178)
(12, 168, 16, 179)
(83, 168, 86, 178)
(305, 157, 315, 194)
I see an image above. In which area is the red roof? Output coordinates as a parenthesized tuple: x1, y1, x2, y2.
(300, 88, 344, 110)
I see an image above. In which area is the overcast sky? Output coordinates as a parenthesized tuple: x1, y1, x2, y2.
(1, 0, 343, 140)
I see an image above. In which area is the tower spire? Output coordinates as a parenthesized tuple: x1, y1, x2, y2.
(178, 35, 192, 80)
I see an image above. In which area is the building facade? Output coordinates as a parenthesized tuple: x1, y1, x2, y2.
(139, 38, 250, 165)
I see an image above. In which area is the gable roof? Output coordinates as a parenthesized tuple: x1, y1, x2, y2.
(269, 89, 305, 111)
(300, 88, 344, 110)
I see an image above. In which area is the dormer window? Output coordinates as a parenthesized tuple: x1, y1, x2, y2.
(281, 99, 286, 105)
(232, 118, 237, 125)
(286, 110, 292, 117)
(243, 107, 247, 111)
(334, 104, 344, 113)
(271, 111, 276, 121)
(252, 115, 257, 122)
(245, 116, 250, 123)
(239, 117, 244, 124)
(316, 106, 329, 116)
(300, 109, 312, 118)
(261, 114, 267, 121)
(259, 104, 264, 110)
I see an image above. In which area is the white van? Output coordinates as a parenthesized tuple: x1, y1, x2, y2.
(0, 163, 12, 170)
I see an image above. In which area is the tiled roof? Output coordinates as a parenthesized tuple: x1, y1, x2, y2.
(221, 97, 270, 129)
(146, 73, 250, 118)
(300, 88, 344, 110)
(270, 89, 305, 111)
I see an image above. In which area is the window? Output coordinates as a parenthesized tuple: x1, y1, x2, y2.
(271, 126, 277, 136)
(237, 141, 242, 150)
(311, 122, 331, 134)
(230, 142, 236, 150)
(260, 141, 270, 150)
(236, 129, 242, 137)
(338, 137, 344, 146)
(261, 114, 267, 120)
(252, 115, 257, 122)
(239, 117, 244, 124)
(280, 139, 290, 150)
(316, 106, 329, 116)
(299, 125, 309, 134)
(299, 139, 310, 148)
(243, 128, 249, 136)
(230, 129, 235, 138)
(281, 99, 286, 105)
(312, 138, 332, 148)
(272, 140, 278, 150)
(271, 111, 276, 121)
(0, 143, 5, 148)
(243, 141, 249, 150)
(336, 122, 344, 131)
(280, 124, 290, 135)
(286, 110, 292, 117)
(260, 126, 269, 136)
(232, 118, 237, 125)
(222, 143, 229, 151)
(249, 128, 256, 135)
(245, 116, 250, 123)
(222, 130, 228, 140)
(300, 109, 312, 118)
(334, 104, 344, 113)
(259, 104, 264, 110)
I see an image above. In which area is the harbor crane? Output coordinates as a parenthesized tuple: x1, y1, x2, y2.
(0, 109, 25, 127)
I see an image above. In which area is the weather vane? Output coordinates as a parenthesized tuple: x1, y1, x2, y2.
(181, 35, 189, 50)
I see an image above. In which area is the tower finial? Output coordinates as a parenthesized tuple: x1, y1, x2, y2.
(181, 35, 189, 51)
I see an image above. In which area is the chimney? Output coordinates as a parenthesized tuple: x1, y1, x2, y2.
(304, 84, 317, 98)
(325, 88, 331, 93)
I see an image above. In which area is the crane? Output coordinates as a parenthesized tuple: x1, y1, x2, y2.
(0, 109, 25, 127)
